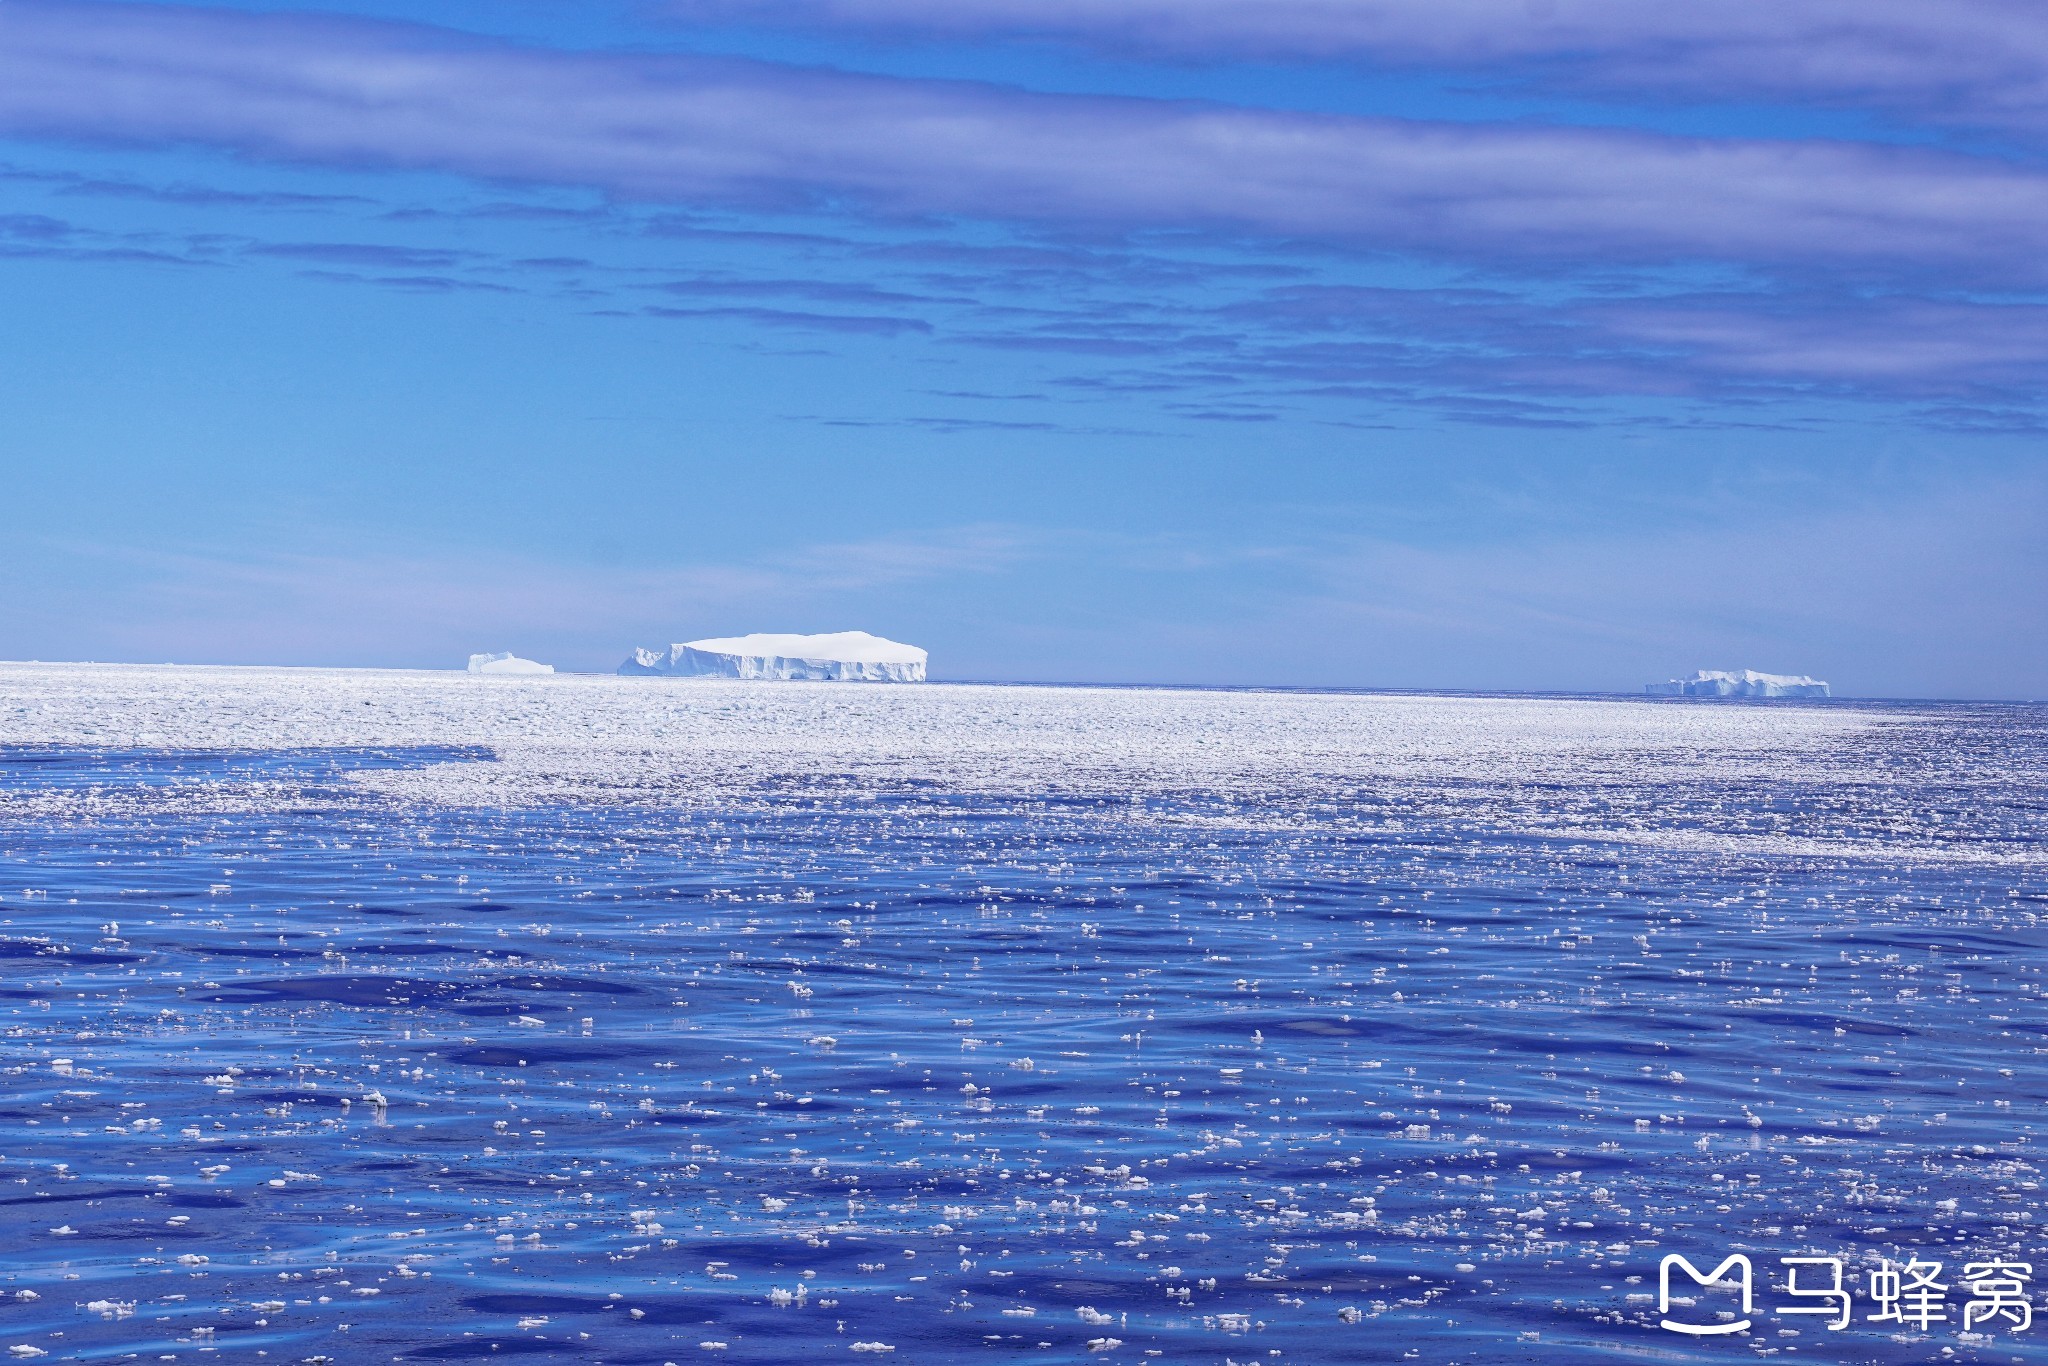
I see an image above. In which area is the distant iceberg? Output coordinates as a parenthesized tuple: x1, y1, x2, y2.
(620, 631, 927, 683)
(468, 652, 555, 676)
(1647, 669, 1829, 699)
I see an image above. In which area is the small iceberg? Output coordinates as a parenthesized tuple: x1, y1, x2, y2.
(619, 631, 927, 682)
(467, 652, 555, 676)
(1646, 669, 1829, 699)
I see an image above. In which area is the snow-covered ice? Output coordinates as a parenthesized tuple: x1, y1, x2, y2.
(619, 631, 926, 682)
(0, 660, 2031, 867)
(1646, 668, 1830, 698)
(467, 652, 554, 676)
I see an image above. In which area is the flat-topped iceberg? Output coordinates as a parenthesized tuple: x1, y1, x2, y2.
(468, 652, 555, 676)
(620, 631, 927, 683)
(1647, 669, 1829, 699)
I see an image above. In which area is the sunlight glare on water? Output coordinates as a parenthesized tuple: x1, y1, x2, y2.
(0, 666, 2043, 1363)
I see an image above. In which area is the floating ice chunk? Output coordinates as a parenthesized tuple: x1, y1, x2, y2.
(467, 653, 555, 676)
(1645, 669, 1829, 699)
(618, 632, 926, 683)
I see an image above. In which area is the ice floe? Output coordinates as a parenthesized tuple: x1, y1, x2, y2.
(0, 660, 2029, 867)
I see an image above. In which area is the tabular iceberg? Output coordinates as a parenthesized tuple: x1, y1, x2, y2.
(1647, 669, 1830, 699)
(467, 652, 555, 676)
(620, 631, 927, 682)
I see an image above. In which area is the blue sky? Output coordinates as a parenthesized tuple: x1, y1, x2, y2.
(1, 0, 2043, 696)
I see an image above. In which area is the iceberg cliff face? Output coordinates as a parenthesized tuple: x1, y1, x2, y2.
(468, 652, 555, 675)
(619, 631, 927, 682)
(1647, 669, 1829, 699)
(618, 647, 666, 676)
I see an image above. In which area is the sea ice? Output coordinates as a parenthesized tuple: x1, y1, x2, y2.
(1646, 669, 1829, 699)
(619, 631, 926, 682)
(5, 660, 2000, 867)
(467, 653, 555, 676)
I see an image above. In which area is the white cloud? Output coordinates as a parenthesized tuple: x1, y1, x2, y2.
(1, 2, 2046, 280)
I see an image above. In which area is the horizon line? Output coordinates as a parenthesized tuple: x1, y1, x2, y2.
(1, 657, 2038, 706)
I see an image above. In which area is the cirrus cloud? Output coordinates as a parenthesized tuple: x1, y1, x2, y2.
(680, 0, 2048, 141)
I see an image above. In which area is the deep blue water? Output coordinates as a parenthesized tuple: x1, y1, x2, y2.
(2, 710, 2046, 1364)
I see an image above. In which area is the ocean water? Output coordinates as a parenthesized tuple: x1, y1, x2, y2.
(0, 666, 2044, 1364)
